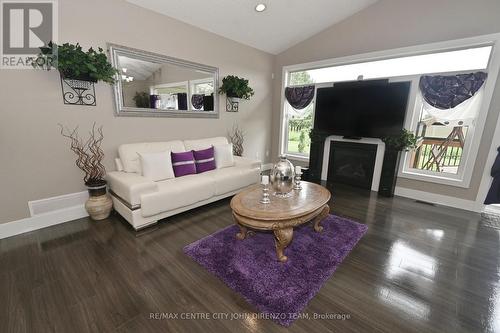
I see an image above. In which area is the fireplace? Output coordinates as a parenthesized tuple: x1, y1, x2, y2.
(327, 141, 378, 189)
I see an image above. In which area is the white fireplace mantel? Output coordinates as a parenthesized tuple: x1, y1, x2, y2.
(321, 136, 386, 191)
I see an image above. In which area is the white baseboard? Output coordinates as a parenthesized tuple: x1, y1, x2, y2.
(0, 204, 89, 239)
(394, 186, 480, 212)
(29, 191, 88, 216)
(1, 191, 90, 239)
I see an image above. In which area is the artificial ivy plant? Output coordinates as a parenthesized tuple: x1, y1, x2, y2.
(32, 41, 119, 84)
(133, 92, 150, 108)
(383, 129, 417, 151)
(218, 75, 254, 100)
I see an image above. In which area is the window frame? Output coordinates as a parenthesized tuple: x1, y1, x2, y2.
(279, 33, 500, 188)
(397, 75, 484, 187)
(190, 77, 214, 94)
(189, 77, 215, 110)
(150, 81, 189, 95)
(282, 83, 330, 161)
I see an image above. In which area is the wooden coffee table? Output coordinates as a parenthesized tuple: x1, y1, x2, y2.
(230, 181, 331, 262)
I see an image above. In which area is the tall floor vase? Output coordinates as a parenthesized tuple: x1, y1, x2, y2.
(85, 181, 113, 220)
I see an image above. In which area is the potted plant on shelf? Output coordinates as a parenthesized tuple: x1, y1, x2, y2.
(218, 75, 254, 111)
(133, 91, 150, 108)
(32, 41, 119, 83)
(59, 123, 113, 220)
(383, 129, 417, 152)
(379, 129, 417, 197)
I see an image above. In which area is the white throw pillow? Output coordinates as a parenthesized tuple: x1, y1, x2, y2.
(138, 151, 175, 181)
(214, 144, 234, 169)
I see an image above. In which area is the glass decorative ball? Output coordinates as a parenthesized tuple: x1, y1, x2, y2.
(270, 155, 295, 197)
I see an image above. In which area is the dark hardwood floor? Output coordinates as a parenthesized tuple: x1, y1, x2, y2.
(1, 184, 499, 333)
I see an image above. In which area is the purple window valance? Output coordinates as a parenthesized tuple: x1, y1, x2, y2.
(191, 94, 204, 110)
(419, 72, 487, 109)
(285, 85, 315, 110)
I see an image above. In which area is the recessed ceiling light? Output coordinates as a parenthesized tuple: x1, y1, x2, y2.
(255, 3, 266, 12)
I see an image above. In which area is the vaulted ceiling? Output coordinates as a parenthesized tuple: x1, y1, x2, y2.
(126, 0, 378, 54)
(118, 56, 162, 80)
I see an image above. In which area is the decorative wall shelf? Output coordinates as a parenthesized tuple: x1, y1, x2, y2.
(226, 96, 239, 112)
(60, 77, 96, 106)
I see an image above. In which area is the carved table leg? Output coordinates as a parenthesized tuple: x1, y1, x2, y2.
(233, 212, 248, 240)
(312, 205, 330, 232)
(274, 228, 293, 262)
(236, 224, 248, 240)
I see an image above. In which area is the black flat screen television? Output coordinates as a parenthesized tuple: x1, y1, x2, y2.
(314, 81, 410, 138)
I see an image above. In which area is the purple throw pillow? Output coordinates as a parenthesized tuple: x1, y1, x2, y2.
(193, 146, 216, 173)
(171, 151, 196, 177)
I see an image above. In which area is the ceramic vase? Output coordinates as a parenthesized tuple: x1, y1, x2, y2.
(85, 181, 113, 220)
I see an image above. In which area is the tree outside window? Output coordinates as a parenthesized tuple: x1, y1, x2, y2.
(286, 71, 315, 155)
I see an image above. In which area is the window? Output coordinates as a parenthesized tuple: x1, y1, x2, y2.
(151, 82, 188, 110)
(288, 46, 491, 85)
(281, 39, 497, 187)
(191, 79, 214, 95)
(407, 88, 483, 176)
(283, 71, 315, 157)
(285, 102, 314, 156)
(190, 78, 214, 110)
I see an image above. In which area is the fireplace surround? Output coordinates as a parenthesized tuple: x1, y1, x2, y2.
(320, 135, 386, 191)
(327, 141, 377, 189)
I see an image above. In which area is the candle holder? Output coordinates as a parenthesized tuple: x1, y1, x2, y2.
(260, 183, 271, 204)
(293, 171, 302, 191)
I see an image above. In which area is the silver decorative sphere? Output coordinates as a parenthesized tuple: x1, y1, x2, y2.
(270, 155, 295, 197)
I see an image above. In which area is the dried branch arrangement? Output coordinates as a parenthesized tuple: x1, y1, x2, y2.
(228, 125, 244, 157)
(59, 123, 106, 186)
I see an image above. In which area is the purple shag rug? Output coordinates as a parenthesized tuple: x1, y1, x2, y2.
(183, 214, 367, 326)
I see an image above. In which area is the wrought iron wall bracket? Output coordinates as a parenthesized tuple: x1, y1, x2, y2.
(60, 77, 97, 106)
(226, 96, 239, 112)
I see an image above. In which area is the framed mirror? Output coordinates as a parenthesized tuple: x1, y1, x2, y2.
(108, 44, 219, 118)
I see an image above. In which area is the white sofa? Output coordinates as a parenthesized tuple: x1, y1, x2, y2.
(107, 137, 261, 230)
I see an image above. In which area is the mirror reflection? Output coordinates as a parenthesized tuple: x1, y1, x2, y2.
(119, 56, 215, 111)
(109, 44, 218, 118)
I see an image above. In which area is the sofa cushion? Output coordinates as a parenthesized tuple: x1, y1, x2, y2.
(183, 137, 228, 151)
(138, 151, 174, 181)
(193, 146, 216, 173)
(140, 174, 216, 217)
(119, 141, 185, 174)
(214, 143, 234, 169)
(205, 165, 260, 195)
(171, 151, 197, 177)
(114, 158, 124, 172)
